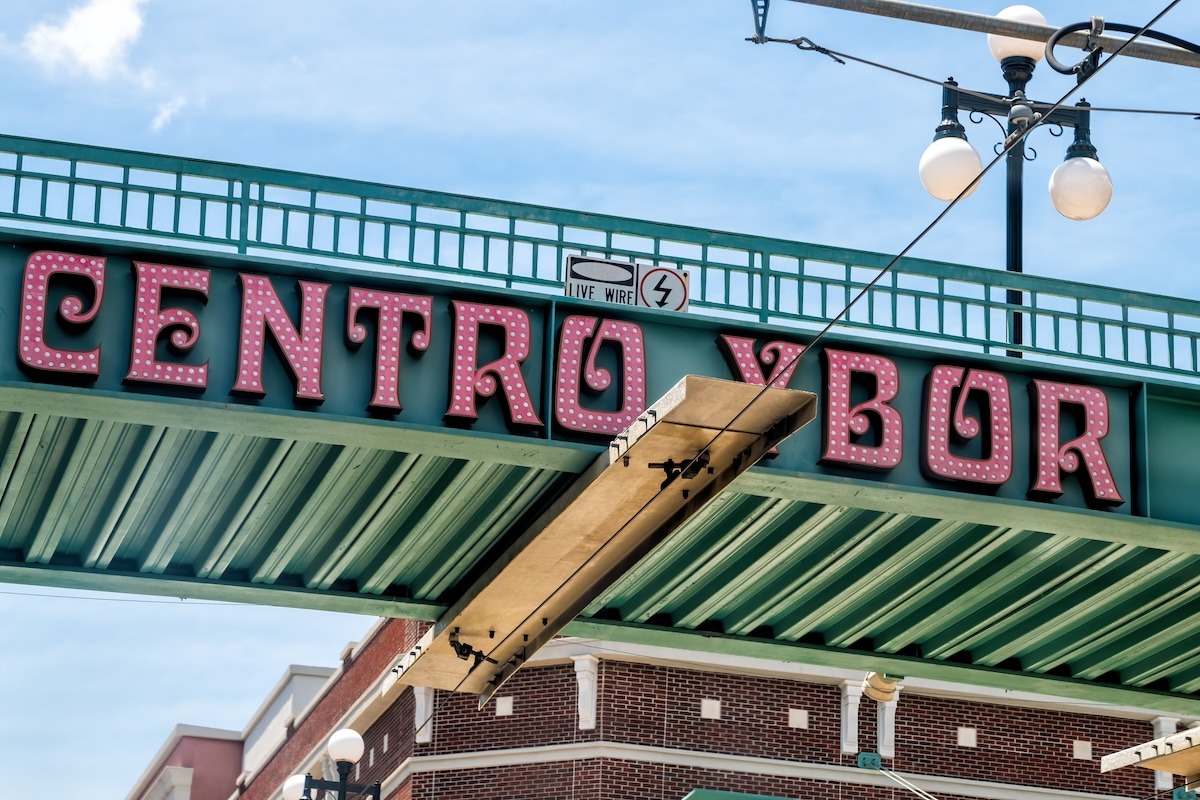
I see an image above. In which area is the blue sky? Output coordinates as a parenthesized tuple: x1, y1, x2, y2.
(1, 1, 1198, 797)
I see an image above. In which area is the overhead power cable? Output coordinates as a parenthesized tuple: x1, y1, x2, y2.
(780, 0, 1200, 70)
(761, 35, 1200, 119)
(405, 0, 1188, 753)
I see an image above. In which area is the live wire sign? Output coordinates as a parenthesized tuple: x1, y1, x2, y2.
(564, 256, 689, 312)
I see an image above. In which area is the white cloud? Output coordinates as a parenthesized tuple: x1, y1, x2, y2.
(151, 94, 185, 131)
(23, 0, 148, 81)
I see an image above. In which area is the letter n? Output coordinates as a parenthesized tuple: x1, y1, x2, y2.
(234, 275, 328, 401)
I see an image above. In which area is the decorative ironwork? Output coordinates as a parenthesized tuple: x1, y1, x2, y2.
(1046, 17, 1200, 81)
(969, 108, 1009, 142)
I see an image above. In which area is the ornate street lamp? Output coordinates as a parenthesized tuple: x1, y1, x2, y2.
(916, 5, 1112, 355)
(282, 728, 381, 800)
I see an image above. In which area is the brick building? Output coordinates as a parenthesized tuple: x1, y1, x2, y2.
(131, 616, 1193, 800)
(129, 665, 334, 800)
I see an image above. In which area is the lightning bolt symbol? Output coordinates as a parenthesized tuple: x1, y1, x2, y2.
(654, 274, 671, 307)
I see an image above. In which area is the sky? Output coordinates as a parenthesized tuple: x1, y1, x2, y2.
(1, 1, 1198, 797)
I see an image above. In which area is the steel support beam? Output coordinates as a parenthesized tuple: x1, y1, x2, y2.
(393, 376, 818, 703)
(784, 0, 1200, 70)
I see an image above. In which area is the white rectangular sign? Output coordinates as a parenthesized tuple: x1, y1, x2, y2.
(564, 256, 689, 312)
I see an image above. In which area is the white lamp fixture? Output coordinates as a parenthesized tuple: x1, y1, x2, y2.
(987, 5, 1049, 62)
(281, 774, 308, 800)
(282, 728, 378, 800)
(919, 135, 983, 201)
(327, 728, 366, 764)
(1048, 97, 1111, 220)
(918, 77, 983, 202)
(1049, 156, 1112, 220)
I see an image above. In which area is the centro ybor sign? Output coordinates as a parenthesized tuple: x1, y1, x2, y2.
(16, 248, 1129, 513)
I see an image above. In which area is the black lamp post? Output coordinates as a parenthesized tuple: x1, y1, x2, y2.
(282, 729, 381, 800)
(916, 5, 1113, 356)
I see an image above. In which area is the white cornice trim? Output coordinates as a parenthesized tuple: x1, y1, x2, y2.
(242, 664, 337, 737)
(379, 741, 1134, 800)
(530, 637, 1184, 722)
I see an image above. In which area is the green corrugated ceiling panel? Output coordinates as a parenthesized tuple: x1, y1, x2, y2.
(582, 492, 797, 623)
(724, 516, 987, 643)
(589, 487, 1200, 697)
(0, 411, 566, 608)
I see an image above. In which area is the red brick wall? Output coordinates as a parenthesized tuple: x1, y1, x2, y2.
(598, 660, 855, 764)
(178, 738, 244, 800)
(422, 662, 591, 755)
(894, 693, 1154, 797)
(413, 760, 590, 800)
(594, 661, 1155, 797)
(135, 736, 242, 800)
(351, 683, 415, 789)
(414, 757, 1153, 800)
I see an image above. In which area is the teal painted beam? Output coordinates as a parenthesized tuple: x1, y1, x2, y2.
(736, 470, 1200, 556)
(685, 792, 790, 800)
(0, 561, 446, 620)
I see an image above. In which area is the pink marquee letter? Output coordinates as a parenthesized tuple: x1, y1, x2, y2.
(719, 334, 806, 455)
(719, 334, 806, 388)
(235, 275, 329, 401)
(555, 315, 647, 435)
(19, 251, 105, 376)
(821, 348, 903, 470)
(446, 301, 542, 426)
(347, 288, 433, 411)
(126, 263, 210, 388)
(923, 366, 1012, 485)
(1030, 380, 1124, 505)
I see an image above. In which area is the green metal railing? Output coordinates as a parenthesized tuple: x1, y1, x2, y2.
(1, 133, 1197, 381)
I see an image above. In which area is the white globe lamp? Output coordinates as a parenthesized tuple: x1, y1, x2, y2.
(282, 728, 379, 800)
(919, 135, 983, 201)
(282, 774, 308, 800)
(1049, 157, 1112, 220)
(987, 5, 1048, 62)
(328, 728, 366, 764)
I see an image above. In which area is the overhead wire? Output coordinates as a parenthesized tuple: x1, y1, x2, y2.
(763, 34, 1200, 118)
(402, 0, 1189, 741)
(18, 2, 1180, 775)
(545, 3, 1189, 794)
(880, 767, 941, 800)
